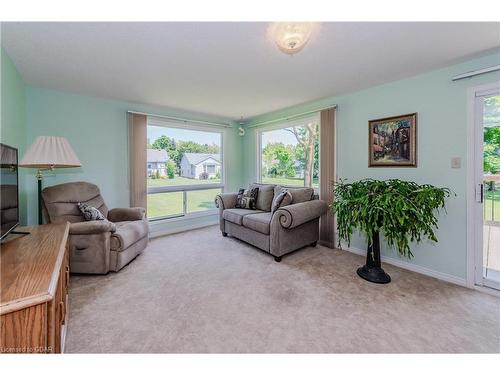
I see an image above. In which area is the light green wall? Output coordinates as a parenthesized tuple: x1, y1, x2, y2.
(0, 48, 27, 224)
(25, 87, 244, 226)
(244, 52, 500, 280)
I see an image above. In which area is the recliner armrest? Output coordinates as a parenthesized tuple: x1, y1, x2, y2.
(215, 193, 239, 210)
(273, 200, 328, 229)
(108, 207, 146, 222)
(70, 220, 116, 235)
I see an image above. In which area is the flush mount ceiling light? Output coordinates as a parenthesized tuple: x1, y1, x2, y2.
(270, 22, 316, 55)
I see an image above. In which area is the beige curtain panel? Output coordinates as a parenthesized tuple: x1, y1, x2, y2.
(128, 113, 147, 210)
(319, 107, 336, 248)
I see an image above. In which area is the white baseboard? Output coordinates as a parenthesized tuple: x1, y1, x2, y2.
(344, 246, 467, 287)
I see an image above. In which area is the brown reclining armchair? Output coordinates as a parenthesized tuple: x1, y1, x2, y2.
(42, 181, 149, 274)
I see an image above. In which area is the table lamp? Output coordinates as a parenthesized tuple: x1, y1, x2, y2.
(20, 136, 82, 224)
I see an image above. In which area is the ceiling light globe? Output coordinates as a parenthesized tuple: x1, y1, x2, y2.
(271, 22, 314, 55)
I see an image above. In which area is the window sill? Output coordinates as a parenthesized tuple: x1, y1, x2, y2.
(148, 210, 219, 238)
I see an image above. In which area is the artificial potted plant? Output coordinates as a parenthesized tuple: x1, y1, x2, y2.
(331, 179, 451, 284)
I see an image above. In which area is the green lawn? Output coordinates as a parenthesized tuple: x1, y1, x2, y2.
(147, 176, 221, 218)
(147, 188, 221, 219)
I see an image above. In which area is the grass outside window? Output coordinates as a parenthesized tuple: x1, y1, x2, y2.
(147, 177, 222, 219)
(147, 191, 183, 219)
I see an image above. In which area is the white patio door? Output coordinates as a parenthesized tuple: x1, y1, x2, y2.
(473, 86, 500, 290)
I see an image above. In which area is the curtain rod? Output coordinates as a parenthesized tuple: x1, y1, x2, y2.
(246, 104, 337, 128)
(452, 64, 500, 81)
(127, 111, 233, 128)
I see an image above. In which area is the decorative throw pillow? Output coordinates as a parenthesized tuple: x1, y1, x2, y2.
(271, 189, 293, 213)
(77, 202, 106, 221)
(235, 187, 259, 210)
(235, 188, 245, 207)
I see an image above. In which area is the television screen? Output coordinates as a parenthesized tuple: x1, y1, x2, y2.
(0, 143, 19, 240)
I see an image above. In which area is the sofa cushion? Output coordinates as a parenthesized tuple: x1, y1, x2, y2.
(110, 220, 149, 251)
(242, 212, 272, 235)
(249, 183, 276, 212)
(286, 187, 315, 204)
(223, 208, 264, 225)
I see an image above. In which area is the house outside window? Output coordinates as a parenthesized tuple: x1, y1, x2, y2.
(147, 149, 169, 178)
(180, 153, 221, 179)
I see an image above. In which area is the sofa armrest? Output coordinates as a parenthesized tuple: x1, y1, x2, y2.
(215, 193, 239, 210)
(108, 207, 146, 222)
(70, 220, 116, 235)
(273, 200, 328, 229)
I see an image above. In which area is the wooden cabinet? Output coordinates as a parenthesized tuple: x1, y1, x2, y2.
(0, 223, 70, 354)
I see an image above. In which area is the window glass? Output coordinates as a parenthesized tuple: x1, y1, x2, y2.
(186, 188, 222, 214)
(146, 123, 223, 220)
(147, 126, 222, 185)
(260, 119, 319, 188)
(147, 192, 183, 219)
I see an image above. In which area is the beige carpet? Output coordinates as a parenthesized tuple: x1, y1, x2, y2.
(65, 225, 500, 353)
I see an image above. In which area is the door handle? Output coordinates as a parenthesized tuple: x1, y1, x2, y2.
(476, 183, 484, 203)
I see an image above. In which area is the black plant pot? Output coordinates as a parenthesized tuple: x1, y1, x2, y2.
(357, 231, 391, 284)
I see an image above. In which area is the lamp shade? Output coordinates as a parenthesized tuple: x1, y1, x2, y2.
(19, 136, 81, 168)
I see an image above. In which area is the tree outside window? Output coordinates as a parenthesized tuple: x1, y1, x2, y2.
(261, 120, 319, 188)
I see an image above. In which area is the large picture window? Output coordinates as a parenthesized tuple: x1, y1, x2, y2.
(258, 115, 320, 188)
(146, 119, 224, 220)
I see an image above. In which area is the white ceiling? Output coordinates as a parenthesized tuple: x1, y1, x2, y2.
(2, 22, 499, 120)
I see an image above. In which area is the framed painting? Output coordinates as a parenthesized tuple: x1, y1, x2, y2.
(368, 113, 417, 167)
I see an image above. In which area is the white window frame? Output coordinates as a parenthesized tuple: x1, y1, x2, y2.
(146, 116, 226, 222)
(256, 113, 320, 187)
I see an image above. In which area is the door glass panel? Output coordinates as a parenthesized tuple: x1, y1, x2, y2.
(482, 93, 500, 286)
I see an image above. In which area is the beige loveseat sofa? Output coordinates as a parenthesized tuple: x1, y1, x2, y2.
(215, 183, 328, 262)
(42, 181, 149, 274)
